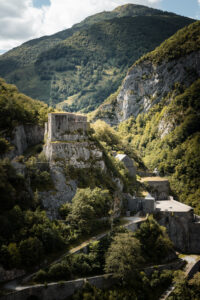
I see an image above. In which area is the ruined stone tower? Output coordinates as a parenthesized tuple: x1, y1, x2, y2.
(44, 112, 104, 169)
(45, 112, 89, 142)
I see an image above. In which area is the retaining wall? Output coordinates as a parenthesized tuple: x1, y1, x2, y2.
(48, 113, 89, 142)
(0, 274, 116, 300)
(187, 260, 200, 279)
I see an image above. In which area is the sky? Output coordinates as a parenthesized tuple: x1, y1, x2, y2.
(0, 0, 199, 54)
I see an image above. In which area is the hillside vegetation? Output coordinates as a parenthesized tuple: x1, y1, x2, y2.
(0, 79, 143, 273)
(0, 78, 53, 156)
(118, 79, 200, 213)
(137, 20, 200, 65)
(0, 78, 52, 133)
(114, 20, 200, 213)
(0, 4, 174, 66)
(90, 21, 200, 125)
(0, 5, 194, 112)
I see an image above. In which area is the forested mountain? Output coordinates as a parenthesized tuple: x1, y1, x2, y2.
(1, 8, 200, 298)
(93, 21, 200, 213)
(0, 4, 194, 112)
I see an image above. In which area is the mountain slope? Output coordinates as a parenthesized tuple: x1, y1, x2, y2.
(0, 4, 194, 112)
(118, 79, 200, 213)
(0, 4, 174, 67)
(92, 21, 200, 125)
(0, 78, 51, 133)
(0, 78, 142, 275)
(94, 21, 200, 212)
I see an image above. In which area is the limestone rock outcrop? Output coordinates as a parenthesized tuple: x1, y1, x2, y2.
(94, 50, 200, 126)
(7, 124, 44, 158)
(39, 162, 77, 219)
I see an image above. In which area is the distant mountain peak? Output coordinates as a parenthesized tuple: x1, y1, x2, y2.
(0, 5, 194, 112)
(112, 3, 174, 16)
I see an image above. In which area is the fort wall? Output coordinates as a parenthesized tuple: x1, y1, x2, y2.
(1, 275, 116, 300)
(47, 113, 89, 142)
(44, 113, 104, 168)
(140, 177, 170, 200)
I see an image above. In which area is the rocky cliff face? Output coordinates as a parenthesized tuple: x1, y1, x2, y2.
(94, 50, 200, 125)
(40, 113, 108, 218)
(7, 124, 44, 158)
(41, 133, 106, 219)
(44, 141, 105, 170)
(41, 142, 105, 218)
(39, 162, 77, 219)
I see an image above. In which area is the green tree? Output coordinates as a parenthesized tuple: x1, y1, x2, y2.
(67, 187, 111, 234)
(7, 243, 21, 268)
(0, 138, 12, 155)
(134, 216, 174, 263)
(19, 237, 44, 267)
(188, 272, 200, 299)
(170, 271, 190, 300)
(105, 232, 143, 281)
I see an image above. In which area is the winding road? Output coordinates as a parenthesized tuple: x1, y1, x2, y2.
(159, 255, 200, 300)
(3, 214, 145, 292)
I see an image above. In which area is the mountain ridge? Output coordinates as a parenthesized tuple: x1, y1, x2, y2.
(0, 4, 194, 112)
(91, 21, 200, 124)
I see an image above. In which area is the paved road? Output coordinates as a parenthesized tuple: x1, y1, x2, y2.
(159, 255, 200, 300)
(122, 215, 145, 222)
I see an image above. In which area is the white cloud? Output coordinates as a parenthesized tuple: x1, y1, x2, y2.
(0, 0, 162, 52)
(0, 0, 46, 50)
(41, 0, 162, 35)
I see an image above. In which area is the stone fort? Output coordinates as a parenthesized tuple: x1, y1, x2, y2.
(45, 112, 89, 142)
(44, 112, 104, 167)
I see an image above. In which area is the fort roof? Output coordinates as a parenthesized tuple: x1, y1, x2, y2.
(116, 154, 127, 160)
(156, 199, 192, 212)
(140, 176, 169, 182)
(50, 112, 86, 118)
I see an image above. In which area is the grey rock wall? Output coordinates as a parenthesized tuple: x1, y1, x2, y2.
(39, 163, 77, 219)
(44, 141, 105, 170)
(8, 124, 44, 158)
(96, 50, 200, 126)
(117, 51, 200, 122)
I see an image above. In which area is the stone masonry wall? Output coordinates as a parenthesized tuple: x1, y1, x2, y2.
(1, 275, 116, 300)
(6, 124, 44, 159)
(48, 113, 89, 142)
(157, 210, 200, 253)
(143, 179, 170, 200)
(1, 261, 185, 300)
